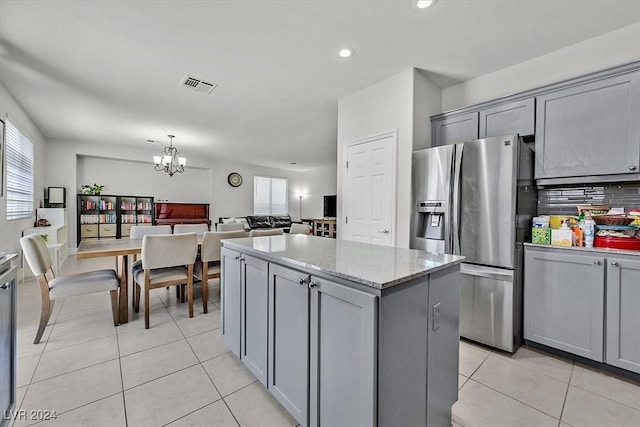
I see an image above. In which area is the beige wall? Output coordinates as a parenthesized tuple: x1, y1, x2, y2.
(442, 23, 640, 112)
(337, 68, 441, 248)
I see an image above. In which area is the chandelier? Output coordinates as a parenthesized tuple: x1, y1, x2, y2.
(151, 135, 186, 177)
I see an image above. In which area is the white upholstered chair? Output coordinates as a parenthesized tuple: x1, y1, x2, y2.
(133, 233, 198, 329)
(216, 223, 245, 232)
(173, 223, 209, 235)
(289, 223, 311, 234)
(194, 230, 249, 312)
(129, 225, 173, 303)
(20, 234, 120, 344)
(250, 228, 284, 237)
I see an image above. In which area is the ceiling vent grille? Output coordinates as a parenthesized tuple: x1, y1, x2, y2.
(180, 75, 217, 94)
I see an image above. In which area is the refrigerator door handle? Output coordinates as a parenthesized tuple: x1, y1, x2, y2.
(460, 263, 514, 281)
(451, 144, 463, 255)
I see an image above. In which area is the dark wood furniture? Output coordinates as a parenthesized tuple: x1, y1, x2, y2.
(155, 202, 211, 229)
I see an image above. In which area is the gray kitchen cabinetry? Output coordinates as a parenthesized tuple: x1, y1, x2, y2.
(432, 111, 478, 146)
(1, 264, 17, 427)
(606, 257, 640, 374)
(267, 264, 309, 424)
(222, 248, 270, 385)
(221, 248, 242, 357)
(535, 70, 640, 181)
(479, 98, 535, 138)
(309, 276, 377, 427)
(524, 248, 605, 361)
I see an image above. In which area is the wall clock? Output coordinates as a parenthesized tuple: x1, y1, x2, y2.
(227, 172, 243, 187)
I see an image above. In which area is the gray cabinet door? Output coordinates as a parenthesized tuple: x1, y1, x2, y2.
(240, 254, 269, 386)
(606, 257, 640, 374)
(309, 276, 377, 427)
(268, 264, 309, 426)
(535, 71, 640, 179)
(524, 248, 605, 361)
(221, 248, 242, 357)
(479, 98, 535, 138)
(0, 267, 17, 427)
(432, 112, 479, 146)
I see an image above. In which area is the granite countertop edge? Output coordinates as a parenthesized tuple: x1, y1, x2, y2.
(524, 242, 640, 256)
(222, 239, 464, 289)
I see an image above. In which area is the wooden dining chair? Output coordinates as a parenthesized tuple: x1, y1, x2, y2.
(173, 223, 209, 235)
(20, 234, 120, 344)
(194, 230, 249, 312)
(133, 233, 198, 329)
(289, 223, 311, 234)
(250, 228, 284, 237)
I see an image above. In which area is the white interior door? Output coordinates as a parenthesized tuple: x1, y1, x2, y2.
(344, 132, 396, 246)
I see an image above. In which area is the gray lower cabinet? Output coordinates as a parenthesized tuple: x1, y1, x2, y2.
(479, 98, 535, 138)
(606, 257, 640, 374)
(221, 248, 242, 357)
(268, 264, 309, 424)
(1, 266, 17, 427)
(432, 112, 479, 146)
(535, 70, 640, 180)
(309, 276, 377, 427)
(240, 255, 269, 385)
(524, 248, 605, 361)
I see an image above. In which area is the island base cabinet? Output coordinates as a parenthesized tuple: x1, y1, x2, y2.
(240, 255, 269, 386)
(606, 258, 640, 374)
(309, 277, 377, 427)
(268, 264, 309, 425)
(524, 248, 605, 361)
(221, 248, 242, 357)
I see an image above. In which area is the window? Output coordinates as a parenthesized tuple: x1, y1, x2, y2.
(254, 176, 288, 215)
(5, 120, 34, 221)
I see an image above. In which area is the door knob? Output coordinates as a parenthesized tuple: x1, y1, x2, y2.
(0, 283, 10, 290)
(611, 261, 619, 267)
(594, 260, 602, 265)
(378, 229, 390, 234)
(630, 165, 637, 171)
(308, 281, 318, 289)
(298, 278, 307, 285)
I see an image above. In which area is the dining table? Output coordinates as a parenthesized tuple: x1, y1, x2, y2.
(76, 236, 203, 324)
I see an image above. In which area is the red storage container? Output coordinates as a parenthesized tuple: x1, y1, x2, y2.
(594, 236, 640, 250)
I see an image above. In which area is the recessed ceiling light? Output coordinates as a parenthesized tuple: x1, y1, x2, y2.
(415, 0, 437, 9)
(338, 48, 354, 58)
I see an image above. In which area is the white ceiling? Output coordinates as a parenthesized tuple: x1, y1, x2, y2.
(1, 1, 638, 171)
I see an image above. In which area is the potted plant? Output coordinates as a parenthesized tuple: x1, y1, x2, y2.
(80, 183, 104, 195)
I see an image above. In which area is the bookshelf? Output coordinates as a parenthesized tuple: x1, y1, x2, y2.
(77, 194, 154, 245)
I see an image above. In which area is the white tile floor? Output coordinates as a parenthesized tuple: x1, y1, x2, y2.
(10, 256, 640, 427)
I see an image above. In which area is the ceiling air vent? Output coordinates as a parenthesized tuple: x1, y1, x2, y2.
(180, 75, 217, 94)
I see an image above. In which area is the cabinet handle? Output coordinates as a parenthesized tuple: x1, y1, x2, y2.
(234, 255, 241, 260)
(594, 260, 602, 265)
(630, 165, 637, 171)
(308, 281, 318, 289)
(0, 282, 10, 290)
(298, 278, 307, 285)
(611, 261, 619, 267)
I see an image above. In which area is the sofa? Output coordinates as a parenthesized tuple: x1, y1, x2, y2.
(217, 215, 293, 232)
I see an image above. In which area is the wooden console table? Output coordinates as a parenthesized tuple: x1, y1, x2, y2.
(312, 218, 336, 238)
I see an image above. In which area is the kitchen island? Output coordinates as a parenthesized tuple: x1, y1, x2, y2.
(220, 234, 464, 427)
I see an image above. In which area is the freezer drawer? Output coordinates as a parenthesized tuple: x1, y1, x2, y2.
(459, 264, 516, 352)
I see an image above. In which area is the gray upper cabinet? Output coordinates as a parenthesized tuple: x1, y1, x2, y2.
(432, 112, 479, 146)
(309, 276, 377, 427)
(606, 257, 640, 374)
(479, 98, 535, 138)
(535, 70, 640, 180)
(268, 264, 309, 426)
(524, 248, 605, 362)
(240, 254, 269, 386)
(221, 247, 242, 357)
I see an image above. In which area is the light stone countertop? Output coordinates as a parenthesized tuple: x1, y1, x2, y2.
(524, 242, 640, 257)
(222, 234, 465, 289)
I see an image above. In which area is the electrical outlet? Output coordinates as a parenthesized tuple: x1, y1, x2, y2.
(433, 302, 441, 331)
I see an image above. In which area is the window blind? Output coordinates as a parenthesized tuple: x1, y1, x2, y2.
(254, 176, 288, 215)
(5, 120, 34, 221)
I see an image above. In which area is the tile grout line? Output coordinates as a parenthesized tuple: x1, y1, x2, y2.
(116, 314, 129, 427)
(557, 362, 574, 427)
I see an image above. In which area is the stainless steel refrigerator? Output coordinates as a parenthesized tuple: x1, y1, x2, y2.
(410, 134, 536, 352)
